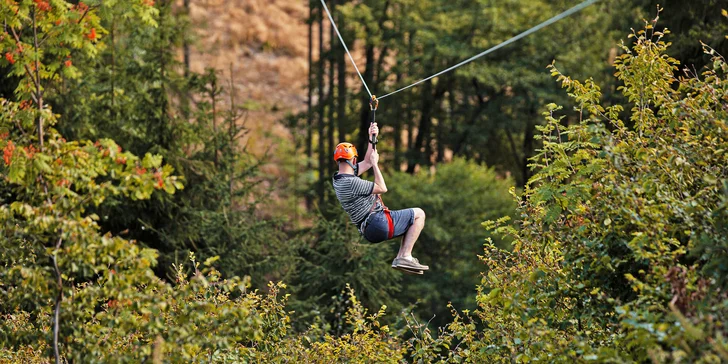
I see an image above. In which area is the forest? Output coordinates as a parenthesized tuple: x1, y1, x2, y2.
(1, 0, 727, 362)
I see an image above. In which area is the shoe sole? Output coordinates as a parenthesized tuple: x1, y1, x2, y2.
(392, 265, 423, 275)
(392, 262, 429, 271)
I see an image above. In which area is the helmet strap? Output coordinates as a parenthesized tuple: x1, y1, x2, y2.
(340, 159, 358, 175)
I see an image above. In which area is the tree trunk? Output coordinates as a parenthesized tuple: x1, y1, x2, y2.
(391, 19, 404, 170)
(31, 9, 58, 362)
(327, 0, 336, 176)
(436, 92, 453, 163)
(183, 0, 191, 76)
(392, 72, 402, 170)
(210, 74, 218, 167)
(110, 16, 116, 121)
(407, 79, 433, 174)
(357, 44, 375, 153)
(521, 115, 534, 188)
(228, 63, 237, 199)
(404, 30, 415, 161)
(159, 0, 168, 148)
(424, 120, 433, 168)
(317, 4, 326, 205)
(405, 104, 413, 158)
(306, 2, 313, 209)
(336, 7, 347, 143)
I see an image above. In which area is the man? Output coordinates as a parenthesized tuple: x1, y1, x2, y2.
(332, 122, 428, 275)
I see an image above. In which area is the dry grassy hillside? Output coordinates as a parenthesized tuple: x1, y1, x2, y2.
(187, 0, 309, 149)
(185, 0, 371, 218)
(185, 0, 316, 216)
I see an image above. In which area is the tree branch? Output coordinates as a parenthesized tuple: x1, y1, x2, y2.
(51, 233, 64, 364)
(32, 7, 45, 149)
(8, 25, 42, 92)
(503, 126, 521, 169)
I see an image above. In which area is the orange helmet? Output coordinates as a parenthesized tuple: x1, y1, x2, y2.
(334, 142, 358, 162)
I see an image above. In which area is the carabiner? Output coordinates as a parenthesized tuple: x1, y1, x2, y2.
(369, 95, 379, 111)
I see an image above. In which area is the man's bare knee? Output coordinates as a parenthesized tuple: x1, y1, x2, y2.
(413, 208, 425, 220)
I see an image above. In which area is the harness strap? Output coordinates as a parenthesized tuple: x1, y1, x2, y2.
(377, 193, 393, 239)
(384, 208, 394, 240)
(360, 194, 393, 238)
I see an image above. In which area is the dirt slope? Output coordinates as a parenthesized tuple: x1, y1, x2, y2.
(185, 0, 316, 215)
(187, 0, 310, 149)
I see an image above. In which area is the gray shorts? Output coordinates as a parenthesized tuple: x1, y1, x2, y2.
(362, 208, 415, 243)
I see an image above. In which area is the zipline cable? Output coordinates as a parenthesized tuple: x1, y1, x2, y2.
(377, 0, 599, 100)
(320, 0, 373, 98)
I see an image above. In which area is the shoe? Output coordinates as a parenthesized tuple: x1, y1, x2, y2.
(392, 256, 429, 271)
(392, 265, 424, 275)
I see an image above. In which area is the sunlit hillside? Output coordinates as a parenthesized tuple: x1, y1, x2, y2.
(189, 0, 309, 125)
(186, 0, 313, 214)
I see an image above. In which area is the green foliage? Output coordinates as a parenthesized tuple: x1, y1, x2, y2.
(334, 0, 621, 183)
(244, 285, 407, 363)
(410, 20, 728, 362)
(289, 211, 403, 332)
(4, 1, 728, 362)
(385, 158, 515, 327)
(33, 0, 296, 286)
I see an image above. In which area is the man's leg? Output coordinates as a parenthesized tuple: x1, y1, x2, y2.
(397, 208, 425, 259)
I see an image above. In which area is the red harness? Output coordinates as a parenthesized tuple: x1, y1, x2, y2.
(377, 195, 394, 239)
(384, 208, 394, 239)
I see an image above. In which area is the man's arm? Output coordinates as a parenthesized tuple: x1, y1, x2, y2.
(357, 122, 378, 176)
(370, 150, 387, 194)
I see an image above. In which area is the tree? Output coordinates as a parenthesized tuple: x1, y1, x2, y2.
(385, 159, 515, 328)
(38, 0, 295, 286)
(0, 1, 181, 360)
(408, 19, 728, 362)
(288, 212, 404, 333)
(0, 2, 293, 361)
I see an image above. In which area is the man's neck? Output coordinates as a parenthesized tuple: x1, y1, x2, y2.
(338, 161, 356, 175)
(338, 166, 355, 175)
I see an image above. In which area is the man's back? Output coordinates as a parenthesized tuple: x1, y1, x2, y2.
(332, 172, 380, 226)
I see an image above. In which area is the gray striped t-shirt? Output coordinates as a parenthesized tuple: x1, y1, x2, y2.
(332, 171, 383, 227)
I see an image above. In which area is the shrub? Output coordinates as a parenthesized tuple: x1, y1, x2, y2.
(385, 158, 515, 327)
(414, 19, 728, 362)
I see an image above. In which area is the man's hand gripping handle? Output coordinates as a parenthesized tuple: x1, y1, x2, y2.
(369, 96, 379, 150)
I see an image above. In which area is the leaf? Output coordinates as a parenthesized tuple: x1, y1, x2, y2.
(486, 288, 501, 302)
(8, 162, 26, 183)
(203, 256, 220, 266)
(164, 183, 176, 194)
(33, 157, 53, 174)
(703, 174, 718, 185)
(142, 153, 164, 168)
(544, 204, 562, 224)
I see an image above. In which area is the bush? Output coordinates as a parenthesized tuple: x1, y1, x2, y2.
(410, 20, 728, 362)
(385, 158, 515, 327)
(288, 210, 404, 333)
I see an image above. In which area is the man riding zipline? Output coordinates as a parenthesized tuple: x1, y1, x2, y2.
(321, 0, 598, 274)
(332, 106, 428, 275)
